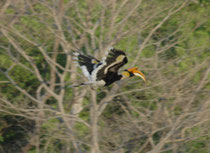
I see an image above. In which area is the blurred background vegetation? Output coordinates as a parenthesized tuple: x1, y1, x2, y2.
(0, 0, 209, 153)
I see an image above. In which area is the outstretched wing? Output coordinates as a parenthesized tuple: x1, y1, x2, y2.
(73, 52, 101, 80)
(96, 47, 128, 80)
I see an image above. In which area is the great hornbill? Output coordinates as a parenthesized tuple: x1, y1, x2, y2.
(72, 47, 146, 87)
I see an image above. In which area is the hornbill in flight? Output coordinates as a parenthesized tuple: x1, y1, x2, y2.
(72, 47, 146, 87)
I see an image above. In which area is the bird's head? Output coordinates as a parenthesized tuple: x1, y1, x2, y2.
(121, 67, 146, 82)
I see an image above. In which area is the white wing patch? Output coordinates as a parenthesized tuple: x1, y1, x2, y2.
(102, 47, 112, 62)
(90, 47, 113, 81)
(91, 62, 106, 81)
(72, 57, 78, 60)
(81, 66, 91, 80)
(108, 46, 114, 51)
(73, 52, 79, 56)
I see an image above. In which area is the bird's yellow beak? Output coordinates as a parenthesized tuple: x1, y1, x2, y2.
(127, 67, 146, 82)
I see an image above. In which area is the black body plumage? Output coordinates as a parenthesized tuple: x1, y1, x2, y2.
(102, 71, 123, 86)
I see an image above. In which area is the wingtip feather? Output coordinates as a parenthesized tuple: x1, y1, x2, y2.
(72, 57, 78, 60)
(73, 52, 80, 56)
(108, 46, 114, 51)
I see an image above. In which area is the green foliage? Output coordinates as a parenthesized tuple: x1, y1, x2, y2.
(0, 53, 13, 68)
(184, 136, 209, 153)
(142, 46, 156, 58)
(28, 150, 36, 153)
(0, 136, 4, 142)
(74, 122, 89, 137)
(0, 0, 209, 152)
(42, 118, 59, 131)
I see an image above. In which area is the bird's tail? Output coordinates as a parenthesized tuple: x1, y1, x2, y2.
(66, 82, 94, 88)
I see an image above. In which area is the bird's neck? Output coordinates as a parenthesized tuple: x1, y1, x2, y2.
(120, 70, 132, 80)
